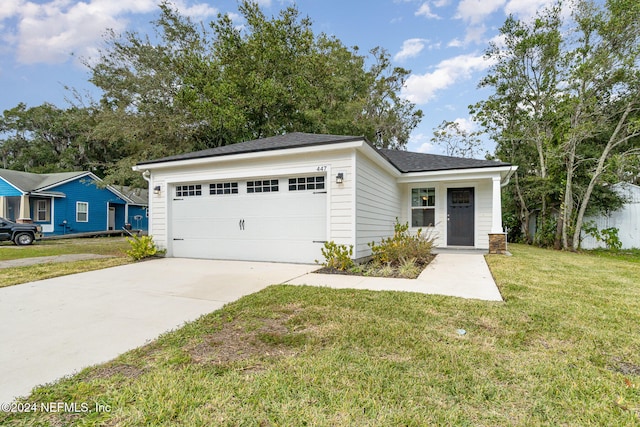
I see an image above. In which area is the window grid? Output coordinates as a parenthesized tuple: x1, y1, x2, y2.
(210, 182, 238, 195)
(76, 202, 88, 223)
(247, 179, 279, 194)
(288, 176, 325, 191)
(411, 188, 435, 227)
(36, 200, 48, 222)
(176, 184, 202, 197)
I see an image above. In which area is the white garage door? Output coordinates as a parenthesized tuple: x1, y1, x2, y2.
(170, 176, 327, 263)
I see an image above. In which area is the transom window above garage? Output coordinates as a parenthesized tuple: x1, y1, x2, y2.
(247, 179, 279, 193)
(288, 176, 325, 191)
(176, 184, 202, 197)
(210, 182, 238, 195)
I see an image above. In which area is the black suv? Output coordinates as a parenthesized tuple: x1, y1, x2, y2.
(0, 217, 43, 245)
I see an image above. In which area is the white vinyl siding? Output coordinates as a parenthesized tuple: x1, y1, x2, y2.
(354, 152, 401, 259)
(148, 150, 355, 255)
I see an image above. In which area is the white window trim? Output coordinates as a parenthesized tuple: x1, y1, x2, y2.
(76, 201, 89, 223)
(36, 199, 49, 222)
(410, 186, 436, 228)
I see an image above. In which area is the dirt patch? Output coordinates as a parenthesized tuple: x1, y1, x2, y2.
(314, 254, 435, 279)
(610, 357, 640, 376)
(187, 309, 306, 368)
(84, 363, 146, 381)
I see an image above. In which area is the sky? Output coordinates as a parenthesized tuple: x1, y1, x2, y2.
(0, 0, 558, 156)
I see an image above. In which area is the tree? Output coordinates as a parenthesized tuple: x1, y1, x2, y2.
(473, 0, 640, 250)
(431, 120, 484, 158)
(84, 1, 422, 185)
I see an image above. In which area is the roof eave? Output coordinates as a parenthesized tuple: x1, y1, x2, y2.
(133, 139, 368, 171)
(397, 165, 516, 183)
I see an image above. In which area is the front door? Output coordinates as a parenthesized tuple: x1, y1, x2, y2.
(447, 187, 474, 246)
(108, 207, 116, 230)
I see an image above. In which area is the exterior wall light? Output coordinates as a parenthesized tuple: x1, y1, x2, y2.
(336, 173, 344, 184)
(153, 185, 161, 195)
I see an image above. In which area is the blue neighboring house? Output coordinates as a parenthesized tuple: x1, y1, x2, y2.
(0, 169, 148, 236)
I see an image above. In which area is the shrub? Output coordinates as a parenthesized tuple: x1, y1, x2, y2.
(318, 241, 354, 271)
(397, 258, 420, 278)
(583, 222, 622, 251)
(368, 219, 435, 266)
(126, 235, 165, 261)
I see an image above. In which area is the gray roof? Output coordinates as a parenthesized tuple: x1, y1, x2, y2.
(136, 132, 511, 173)
(378, 149, 510, 173)
(137, 132, 363, 165)
(0, 169, 88, 192)
(119, 186, 149, 205)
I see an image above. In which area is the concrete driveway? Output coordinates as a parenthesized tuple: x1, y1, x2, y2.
(0, 253, 501, 404)
(0, 258, 315, 404)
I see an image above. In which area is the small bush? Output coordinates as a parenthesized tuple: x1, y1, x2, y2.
(318, 241, 354, 271)
(368, 219, 435, 266)
(126, 235, 165, 261)
(397, 258, 420, 278)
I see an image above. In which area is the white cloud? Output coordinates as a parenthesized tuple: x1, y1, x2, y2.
(402, 53, 495, 104)
(455, 0, 505, 24)
(408, 132, 435, 153)
(173, 1, 218, 19)
(447, 38, 463, 48)
(433, 0, 450, 7)
(415, 3, 440, 19)
(505, 0, 555, 20)
(453, 117, 477, 133)
(7, 0, 216, 65)
(394, 38, 428, 61)
(0, 0, 24, 21)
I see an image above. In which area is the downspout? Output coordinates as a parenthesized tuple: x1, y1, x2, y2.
(141, 170, 152, 236)
(501, 165, 518, 188)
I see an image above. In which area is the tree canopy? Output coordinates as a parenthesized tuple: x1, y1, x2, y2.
(473, 0, 640, 250)
(0, 1, 422, 186)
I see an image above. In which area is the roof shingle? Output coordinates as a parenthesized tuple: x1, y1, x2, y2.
(136, 132, 511, 173)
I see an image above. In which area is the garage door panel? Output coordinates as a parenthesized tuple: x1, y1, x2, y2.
(170, 180, 327, 263)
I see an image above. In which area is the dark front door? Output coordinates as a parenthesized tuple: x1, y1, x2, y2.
(447, 187, 474, 246)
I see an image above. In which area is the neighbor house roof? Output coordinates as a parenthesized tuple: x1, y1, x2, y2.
(0, 169, 148, 206)
(0, 169, 88, 193)
(136, 132, 512, 173)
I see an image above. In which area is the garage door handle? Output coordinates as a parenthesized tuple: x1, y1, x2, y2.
(173, 238, 184, 241)
(313, 191, 327, 194)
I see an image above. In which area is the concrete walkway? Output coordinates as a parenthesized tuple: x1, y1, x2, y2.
(0, 253, 113, 269)
(0, 253, 501, 404)
(286, 253, 503, 301)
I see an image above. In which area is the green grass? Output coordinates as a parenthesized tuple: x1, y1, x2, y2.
(0, 237, 132, 287)
(0, 237, 131, 260)
(2, 244, 640, 426)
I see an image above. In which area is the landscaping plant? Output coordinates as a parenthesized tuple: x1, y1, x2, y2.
(368, 219, 434, 266)
(125, 235, 164, 261)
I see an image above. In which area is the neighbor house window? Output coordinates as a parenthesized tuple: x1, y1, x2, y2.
(210, 182, 238, 195)
(411, 188, 435, 227)
(35, 199, 50, 222)
(247, 179, 279, 193)
(176, 184, 202, 197)
(288, 176, 325, 191)
(76, 202, 88, 222)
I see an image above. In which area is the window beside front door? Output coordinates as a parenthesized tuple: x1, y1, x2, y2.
(411, 188, 435, 227)
(35, 199, 50, 222)
(76, 202, 89, 222)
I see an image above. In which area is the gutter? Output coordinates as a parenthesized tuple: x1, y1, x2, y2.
(501, 165, 518, 187)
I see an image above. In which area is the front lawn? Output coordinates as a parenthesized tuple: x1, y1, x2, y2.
(0, 237, 132, 287)
(2, 244, 639, 425)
